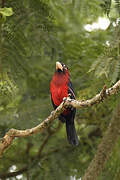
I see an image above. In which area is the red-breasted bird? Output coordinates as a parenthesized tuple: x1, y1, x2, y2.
(50, 62, 79, 146)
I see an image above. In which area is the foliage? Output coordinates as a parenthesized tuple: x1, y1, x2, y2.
(0, 0, 120, 179)
(89, 0, 120, 84)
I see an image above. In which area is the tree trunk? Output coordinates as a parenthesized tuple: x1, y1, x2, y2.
(82, 103, 120, 180)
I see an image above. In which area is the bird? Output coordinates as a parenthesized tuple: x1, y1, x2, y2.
(50, 61, 79, 146)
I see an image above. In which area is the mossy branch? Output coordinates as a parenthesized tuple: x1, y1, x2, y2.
(0, 80, 120, 157)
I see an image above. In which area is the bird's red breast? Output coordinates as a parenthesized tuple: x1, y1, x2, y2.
(50, 69, 69, 106)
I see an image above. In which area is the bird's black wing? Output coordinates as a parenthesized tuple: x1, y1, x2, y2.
(66, 81, 78, 145)
(51, 95, 57, 109)
(68, 81, 75, 100)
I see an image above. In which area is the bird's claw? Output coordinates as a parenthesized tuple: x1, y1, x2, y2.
(68, 93, 71, 97)
(63, 97, 67, 102)
(67, 97, 72, 102)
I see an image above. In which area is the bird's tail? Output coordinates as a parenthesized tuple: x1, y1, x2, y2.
(66, 120, 79, 146)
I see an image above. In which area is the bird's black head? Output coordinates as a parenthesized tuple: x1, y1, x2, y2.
(56, 61, 68, 73)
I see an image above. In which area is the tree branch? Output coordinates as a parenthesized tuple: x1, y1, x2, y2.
(37, 122, 62, 157)
(0, 80, 120, 157)
(0, 102, 65, 157)
(0, 122, 62, 179)
(0, 167, 28, 179)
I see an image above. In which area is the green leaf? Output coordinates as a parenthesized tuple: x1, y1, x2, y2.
(0, 8, 13, 17)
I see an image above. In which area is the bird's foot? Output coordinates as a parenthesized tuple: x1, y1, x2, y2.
(63, 97, 67, 102)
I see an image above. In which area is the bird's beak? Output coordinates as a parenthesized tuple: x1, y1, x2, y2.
(56, 61, 63, 71)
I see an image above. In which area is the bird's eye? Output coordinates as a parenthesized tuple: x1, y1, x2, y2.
(62, 63, 68, 70)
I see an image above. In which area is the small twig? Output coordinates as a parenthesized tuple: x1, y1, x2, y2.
(38, 121, 62, 157)
(25, 142, 33, 155)
(37, 134, 50, 158)
(100, 85, 107, 101)
(47, 121, 62, 135)
(0, 167, 28, 179)
(1, 0, 5, 8)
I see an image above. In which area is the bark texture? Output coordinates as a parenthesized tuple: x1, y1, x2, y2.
(82, 103, 120, 180)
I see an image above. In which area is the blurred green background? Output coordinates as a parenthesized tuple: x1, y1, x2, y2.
(0, 0, 120, 179)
